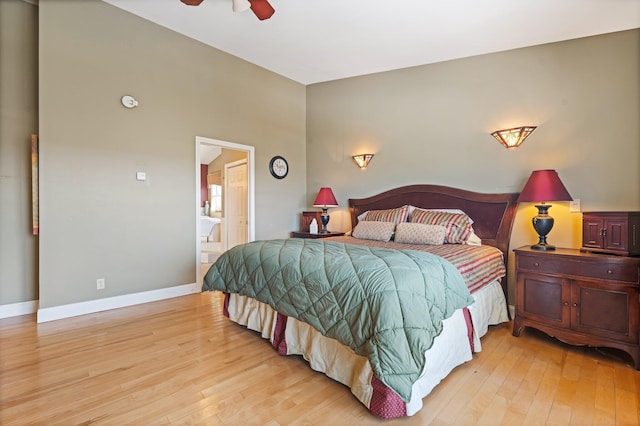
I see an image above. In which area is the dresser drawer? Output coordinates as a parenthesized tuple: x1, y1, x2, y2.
(517, 254, 639, 284)
(578, 261, 639, 283)
(517, 254, 582, 276)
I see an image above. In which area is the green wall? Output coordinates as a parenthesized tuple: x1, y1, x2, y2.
(306, 29, 640, 302)
(35, 0, 306, 310)
(0, 0, 39, 306)
(2, 0, 638, 313)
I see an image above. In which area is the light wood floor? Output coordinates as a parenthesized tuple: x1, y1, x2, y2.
(1, 292, 638, 425)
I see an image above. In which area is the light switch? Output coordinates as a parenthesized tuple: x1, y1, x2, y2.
(569, 198, 580, 212)
(136, 172, 146, 181)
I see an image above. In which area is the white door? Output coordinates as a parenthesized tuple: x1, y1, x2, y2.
(224, 160, 248, 250)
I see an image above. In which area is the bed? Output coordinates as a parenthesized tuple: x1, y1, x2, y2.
(202, 184, 519, 418)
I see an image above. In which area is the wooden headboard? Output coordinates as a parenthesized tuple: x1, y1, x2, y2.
(349, 184, 519, 256)
(349, 184, 520, 296)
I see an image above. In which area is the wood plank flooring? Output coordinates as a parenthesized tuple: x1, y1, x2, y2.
(1, 292, 638, 425)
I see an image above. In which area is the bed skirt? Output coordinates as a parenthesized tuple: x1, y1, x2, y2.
(221, 280, 508, 418)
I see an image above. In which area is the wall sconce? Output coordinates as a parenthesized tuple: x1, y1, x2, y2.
(352, 154, 374, 169)
(491, 126, 537, 149)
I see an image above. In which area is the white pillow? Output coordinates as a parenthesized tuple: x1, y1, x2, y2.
(351, 221, 396, 242)
(466, 233, 482, 246)
(394, 223, 447, 245)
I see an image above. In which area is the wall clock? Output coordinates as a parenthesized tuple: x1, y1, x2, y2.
(269, 155, 289, 179)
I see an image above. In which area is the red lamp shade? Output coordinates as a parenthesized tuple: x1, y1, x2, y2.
(518, 170, 573, 203)
(313, 187, 338, 208)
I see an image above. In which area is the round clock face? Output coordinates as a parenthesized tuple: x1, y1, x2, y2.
(269, 156, 288, 179)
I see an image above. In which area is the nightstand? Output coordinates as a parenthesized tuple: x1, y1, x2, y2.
(513, 246, 640, 369)
(291, 231, 345, 239)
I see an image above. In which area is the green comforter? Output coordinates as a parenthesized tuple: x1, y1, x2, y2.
(202, 239, 473, 403)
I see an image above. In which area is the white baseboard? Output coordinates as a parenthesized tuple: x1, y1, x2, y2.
(36, 283, 200, 323)
(0, 300, 39, 319)
(508, 304, 515, 319)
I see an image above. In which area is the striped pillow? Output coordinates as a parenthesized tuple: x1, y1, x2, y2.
(363, 205, 409, 224)
(352, 221, 396, 242)
(394, 223, 446, 245)
(410, 208, 473, 244)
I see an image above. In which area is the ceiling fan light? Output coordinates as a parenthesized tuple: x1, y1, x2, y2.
(232, 0, 251, 12)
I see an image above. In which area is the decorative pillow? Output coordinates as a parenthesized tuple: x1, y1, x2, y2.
(352, 221, 396, 242)
(410, 208, 473, 244)
(362, 205, 409, 224)
(467, 232, 482, 246)
(394, 223, 446, 245)
(408, 206, 474, 224)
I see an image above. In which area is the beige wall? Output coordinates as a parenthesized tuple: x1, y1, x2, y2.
(36, 0, 306, 309)
(3, 0, 638, 312)
(0, 0, 39, 305)
(306, 29, 640, 303)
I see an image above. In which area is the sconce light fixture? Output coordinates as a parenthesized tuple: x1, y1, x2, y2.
(491, 126, 537, 149)
(352, 154, 374, 169)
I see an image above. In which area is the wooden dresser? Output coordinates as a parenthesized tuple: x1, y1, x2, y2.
(513, 246, 640, 368)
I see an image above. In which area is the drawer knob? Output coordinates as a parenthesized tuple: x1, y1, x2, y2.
(607, 269, 613, 275)
(563, 301, 569, 306)
(533, 262, 540, 267)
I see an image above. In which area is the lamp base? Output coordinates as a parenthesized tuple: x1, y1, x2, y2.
(530, 243, 556, 251)
(320, 210, 330, 233)
(530, 203, 556, 251)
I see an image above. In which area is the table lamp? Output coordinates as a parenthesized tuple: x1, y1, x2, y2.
(313, 187, 338, 233)
(519, 170, 573, 251)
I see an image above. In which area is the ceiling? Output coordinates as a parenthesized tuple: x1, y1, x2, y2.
(200, 144, 221, 165)
(103, 0, 639, 85)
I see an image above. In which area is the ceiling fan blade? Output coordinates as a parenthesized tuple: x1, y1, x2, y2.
(248, 0, 275, 20)
(180, 0, 204, 5)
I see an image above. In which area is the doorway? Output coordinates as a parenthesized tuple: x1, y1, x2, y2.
(196, 136, 255, 285)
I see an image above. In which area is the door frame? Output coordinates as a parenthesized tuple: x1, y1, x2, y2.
(195, 136, 255, 284)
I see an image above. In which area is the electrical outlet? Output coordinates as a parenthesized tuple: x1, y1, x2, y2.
(97, 278, 105, 290)
(569, 198, 581, 212)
